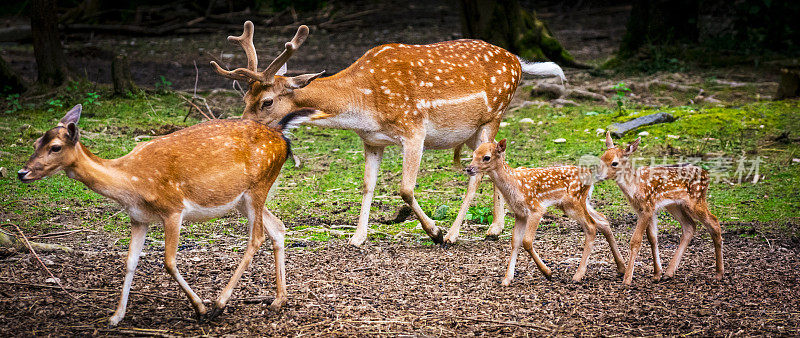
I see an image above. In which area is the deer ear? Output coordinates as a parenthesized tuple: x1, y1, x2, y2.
(624, 137, 641, 155)
(605, 131, 614, 149)
(276, 63, 288, 76)
(59, 104, 82, 126)
(496, 139, 507, 153)
(288, 70, 325, 89)
(66, 122, 80, 143)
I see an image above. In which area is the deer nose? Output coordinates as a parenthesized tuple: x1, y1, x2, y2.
(18, 169, 29, 181)
(465, 166, 477, 176)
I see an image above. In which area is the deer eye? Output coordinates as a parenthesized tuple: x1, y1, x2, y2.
(611, 161, 619, 167)
(50, 145, 62, 153)
(261, 99, 274, 109)
(483, 155, 491, 162)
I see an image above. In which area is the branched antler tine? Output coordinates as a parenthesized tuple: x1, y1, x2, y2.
(210, 61, 266, 82)
(228, 20, 259, 71)
(262, 25, 310, 79)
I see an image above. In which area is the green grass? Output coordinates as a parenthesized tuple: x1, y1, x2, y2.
(2, 89, 799, 246)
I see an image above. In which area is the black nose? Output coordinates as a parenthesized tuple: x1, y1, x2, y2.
(18, 170, 28, 181)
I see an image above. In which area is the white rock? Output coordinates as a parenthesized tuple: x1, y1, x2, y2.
(537, 121, 544, 125)
(499, 122, 509, 128)
(792, 158, 800, 164)
(583, 129, 589, 133)
(638, 131, 650, 136)
(595, 128, 605, 136)
(519, 118, 534, 124)
(667, 134, 680, 139)
(221, 53, 234, 59)
(45, 277, 61, 284)
(553, 138, 567, 143)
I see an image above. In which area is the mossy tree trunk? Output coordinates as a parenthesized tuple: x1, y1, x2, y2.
(618, 0, 699, 57)
(31, 0, 73, 87)
(459, 0, 587, 68)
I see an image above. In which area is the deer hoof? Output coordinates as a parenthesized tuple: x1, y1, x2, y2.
(203, 306, 224, 321)
(269, 297, 286, 311)
(484, 234, 500, 241)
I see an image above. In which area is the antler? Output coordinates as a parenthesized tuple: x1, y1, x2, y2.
(210, 21, 310, 84)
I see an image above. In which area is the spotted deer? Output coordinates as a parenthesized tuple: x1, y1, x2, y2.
(211, 21, 566, 246)
(597, 132, 724, 285)
(17, 104, 328, 325)
(466, 139, 626, 285)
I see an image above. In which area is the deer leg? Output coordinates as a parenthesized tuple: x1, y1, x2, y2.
(350, 144, 385, 246)
(109, 221, 149, 326)
(572, 209, 598, 283)
(208, 193, 267, 319)
(400, 137, 442, 243)
(444, 173, 482, 245)
(623, 215, 651, 285)
(486, 185, 506, 238)
(588, 206, 626, 275)
(452, 143, 463, 170)
(262, 209, 287, 310)
(522, 209, 552, 279)
(664, 205, 696, 279)
(646, 214, 663, 281)
(162, 213, 207, 316)
(502, 216, 528, 286)
(695, 202, 724, 280)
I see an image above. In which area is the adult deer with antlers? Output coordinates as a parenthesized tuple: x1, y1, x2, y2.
(212, 21, 565, 246)
(18, 104, 327, 325)
(597, 133, 724, 285)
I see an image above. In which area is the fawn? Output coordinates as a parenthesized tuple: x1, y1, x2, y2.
(18, 104, 327, 325)
(466, 139, 626, 285)
(597, 132, 724, 285)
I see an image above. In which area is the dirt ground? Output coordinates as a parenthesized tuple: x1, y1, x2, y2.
(1, 217, 799, 336)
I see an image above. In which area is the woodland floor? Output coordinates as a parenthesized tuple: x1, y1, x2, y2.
(2, 0, 800, 336)
(1, 216, 799, 336)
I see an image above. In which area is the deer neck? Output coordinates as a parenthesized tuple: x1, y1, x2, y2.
(614, 165, 640, 199)
(292, 73, 380, 131)
(64, 143, 134, 203)
(487, 159, 524, 208)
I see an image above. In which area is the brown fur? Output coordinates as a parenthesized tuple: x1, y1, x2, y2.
(598, 132, 724, 285)
(212, 22, 546, 246)
(20, 106, 295, 325)
(466, 140, 626, 285)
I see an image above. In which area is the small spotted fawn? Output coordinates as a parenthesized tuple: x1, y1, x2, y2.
(597, 132, 724, 285)
(19, 104, 327, 325)
(466, 139, 626, 285)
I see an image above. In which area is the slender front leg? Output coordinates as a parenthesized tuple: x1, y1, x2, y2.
(452, 144, 463, 170)
(162, 213, 207, 316)
(589, 208, 626, 275)
(209, 194, 268, 318)
(109, 221, 149, 326)
(646, 215, 663, 281)
(522, 209, 552, 279)
(664, 206, 696, 278)
(350, 144, 385, 246)
(444, 173, 482, 245)
(399, 137, 442, 243)
(502, 216, 528, 286)
(486, 184, 506, 238)
(623, 215, 651, 285)
(262, 209, 287, 310)
(572, 210, 598, 283)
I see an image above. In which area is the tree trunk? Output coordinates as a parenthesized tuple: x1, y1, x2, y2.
(0, 54, 27, 94)
(111, 54, 137, 95)
(618, 0, 699, 57)
(775, 67, 800, 100)
(459, 0, 587, 68)
(31, 0, 72, 87)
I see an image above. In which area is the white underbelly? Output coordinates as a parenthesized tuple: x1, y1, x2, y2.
(181, 193, 244, 222)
